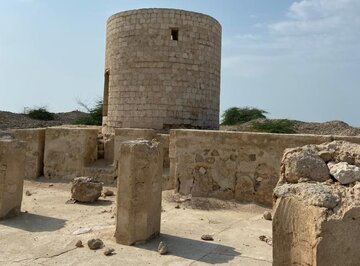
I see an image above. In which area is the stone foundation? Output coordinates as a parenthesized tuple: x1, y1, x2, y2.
(0, 138, 25, 219)
(115, 140, 163, 245)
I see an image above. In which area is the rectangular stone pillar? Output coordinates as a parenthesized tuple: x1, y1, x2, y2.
(115, 140, 163, 245)
(0, 138, 25, 219)
(14, 128, 45, 179)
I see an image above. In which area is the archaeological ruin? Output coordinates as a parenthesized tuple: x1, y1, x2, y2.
(1, 7, 360, 266)
(102, 9, 221, 132)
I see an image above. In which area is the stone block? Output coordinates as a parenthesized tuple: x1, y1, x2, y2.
(115, 140, 163, 245)
(114, 128, 156, 163)
(0, 138, 25, 219)
(44, 127, 98, 180)
(14, 128, 45, 179)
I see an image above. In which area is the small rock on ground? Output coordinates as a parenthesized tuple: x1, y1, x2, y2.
(71, 177, 103, 203)
(75, 240, 83, 248)
(87, 238, 104, 250)
(263, 211, 272, 220)
(25, 190, 32, 196)
(259, 235, 273, 246)
(158, 241, 168, 255)
(104, 248, 115, 256)
(201, 234, 214, 241)
(103, 189, 114, 197)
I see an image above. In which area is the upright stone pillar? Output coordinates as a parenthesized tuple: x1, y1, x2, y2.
(115, 140, 163, 245)
(0, 138, 25, 219)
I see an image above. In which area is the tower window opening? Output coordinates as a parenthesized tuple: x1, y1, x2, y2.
(103, 69, 110, 117)
(171, 29, 179, 41)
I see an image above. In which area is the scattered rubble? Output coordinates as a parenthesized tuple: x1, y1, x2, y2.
(201, 234, 214, 241)
(263, 211, 272, 220)
(104, 248, 115, 256)
(259, 235, 272, 246)
(71, 177, 103, 203)
(158, 241, 168, 255)
(87, 238, 104, 250)
(75, 240, 83, 248)
(103, 189, 114, 197)
(328, 161, 360, 184)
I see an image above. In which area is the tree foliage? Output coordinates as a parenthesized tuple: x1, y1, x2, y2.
(74, 100, 103, 126)
(26, 107, 55, 121)
(221, 107, 268, 125)
(252, 119, 296, 134)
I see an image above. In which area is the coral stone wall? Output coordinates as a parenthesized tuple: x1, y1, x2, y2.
(103, 8, 221, 131)
(170, 130, 360, 206)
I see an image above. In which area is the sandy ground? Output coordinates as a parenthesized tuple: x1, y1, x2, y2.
(0, 180, 272, 266)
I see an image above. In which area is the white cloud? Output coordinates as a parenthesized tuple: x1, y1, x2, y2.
(270, 0, 360, 36)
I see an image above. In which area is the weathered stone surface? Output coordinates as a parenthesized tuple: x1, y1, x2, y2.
(281, 149, 330, 183)
(274, 182, 340, 209)
(13, 128, 45, 179)
(328, 161, 360, 184)
(273, 140, 360, 266)
(71, 177, 102, 203)
(115, 140, 163, 245)
(44, 127, 98, 180)
(318, 140, 360, 166)
(170, 129, 334, 206)
(0, 138, 25, 219)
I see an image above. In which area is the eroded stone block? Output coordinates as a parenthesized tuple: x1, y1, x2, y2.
(44, 127, 98, 180)
(0, 138, 25, 219)
(115, 140, 163, 245)
(14, 128, 45, 179)
(273, 141, 360, 266)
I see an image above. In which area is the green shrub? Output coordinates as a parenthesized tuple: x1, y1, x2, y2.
(252, 119, 296, 134)
(74, 100, 103, 126)
(221, 107, 267, 125)
(26, 107, 55, 121)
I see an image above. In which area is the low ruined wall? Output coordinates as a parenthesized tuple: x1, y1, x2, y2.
(170, 130, 360, 206)
(44, 127, 99, 180)
(13, 128, 45, 179)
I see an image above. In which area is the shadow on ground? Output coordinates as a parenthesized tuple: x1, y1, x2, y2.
(0, 212, 66, 232)
(75, 199, 113, 206)
(138, 233, 241, 264)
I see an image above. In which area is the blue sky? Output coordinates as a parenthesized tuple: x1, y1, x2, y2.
(0, 0, 359, 125)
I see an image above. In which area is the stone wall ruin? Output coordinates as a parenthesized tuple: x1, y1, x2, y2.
(273, 141, 360, 266)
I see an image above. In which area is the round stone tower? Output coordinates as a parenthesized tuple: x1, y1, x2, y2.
(102, 8, 221, 132)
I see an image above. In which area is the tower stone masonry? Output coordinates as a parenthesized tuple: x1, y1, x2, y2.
(102, 8, 222, 132)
